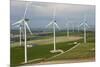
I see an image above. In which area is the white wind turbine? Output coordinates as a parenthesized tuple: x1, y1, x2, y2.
(78, 24, 80, 32)
(65, 20, 69, 37)
(12, 2, 32, 63)
(78, 21, 81, 32)
(72, 23, 75, 32)
(70, 21, 75, 32)
(12, 24, 23, 46)
(46, 8, 64, 53)
(79, 16, 89, 43)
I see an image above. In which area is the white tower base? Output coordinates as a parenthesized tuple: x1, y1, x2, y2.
(50, 49, 64, 53)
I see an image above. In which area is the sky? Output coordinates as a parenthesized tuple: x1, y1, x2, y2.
(10, 0, 95, 30)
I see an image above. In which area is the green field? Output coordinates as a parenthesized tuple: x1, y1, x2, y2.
(48, 43, 95, 61)
(47, 32, 95, 61)
(10, 31, 95, 66)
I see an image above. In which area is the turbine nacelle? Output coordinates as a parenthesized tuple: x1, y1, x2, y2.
(46, 21, 60, 30)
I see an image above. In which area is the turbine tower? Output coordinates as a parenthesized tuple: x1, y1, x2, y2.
(46, 7, 61, 53)
(79, 16, 89, 43)
(12, 24, 22, 46)
(65, 21, 69, 37)
(72, 24, 75, 32)
(12, 2, 32, 63)
(78, 25, 80, 32)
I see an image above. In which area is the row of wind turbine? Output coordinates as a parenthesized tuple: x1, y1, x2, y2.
(12, 1, 89, 63)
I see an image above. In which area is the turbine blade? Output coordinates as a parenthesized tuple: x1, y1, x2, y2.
(79, 22, 84, 27)
(85, 23, 89, 28)
(15, 25, 20, 28)
(24, 21, 32, 35)
(12, 19, 24, 25)
(54, 22, 60, 30)
(46, 21, 53, 28)
(23, 2, 32, 18)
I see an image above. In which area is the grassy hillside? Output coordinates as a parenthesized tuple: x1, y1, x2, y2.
(10, 31, 95, 66)
(48, 43, 95, 61)
(47, 31, 95, 61)
(11, 41, 76, 66)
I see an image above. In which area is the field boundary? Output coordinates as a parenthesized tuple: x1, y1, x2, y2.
(46, 43, 80, 60)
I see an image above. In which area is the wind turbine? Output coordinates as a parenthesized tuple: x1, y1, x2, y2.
(12, 2, 32, 63)
(79, 16, 89, 43)
(70, 21, 75, 32)
(78, 25, 80, 32)
(46, 7, 63, 53)
(65, 21, 69, 37)
(12, 24, 22, 46)
(72, 24, 75, 32)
